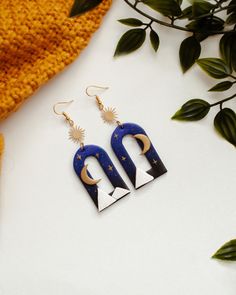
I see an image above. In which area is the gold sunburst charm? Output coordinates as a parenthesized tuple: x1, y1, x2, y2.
(69, 125, 85, 144)
(101, 107, 118, 124)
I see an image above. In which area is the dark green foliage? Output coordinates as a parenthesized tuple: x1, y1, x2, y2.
(213, 239, 236, 260)
(179, 36, 201, 72)
(69, 0, 102, 17)
(226, 12, 236, 24)
(70, 0, 236, 147)
(220, 32, 236, 72)
(174, 54, 236, 146)
(114, 29, 146, 56)
(172, 99, 210, 121)
(179, 6, 193, 19)
(186, 16, 225, 32)
(191, 1, 216, 18)
(208, 81, 233, 92)
(114, 0, 231, 72)
(214, 108, 236, 147)
(197, 58, 231, 79)
(118, 18, 144, 27)
(226, 0, 236, 25)
(150, 29, 160, 52)
(142, 0, 182, 16)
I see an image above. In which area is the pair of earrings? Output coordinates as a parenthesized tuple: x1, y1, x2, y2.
(54, 86, 167, 212)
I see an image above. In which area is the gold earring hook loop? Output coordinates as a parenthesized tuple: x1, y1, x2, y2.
(86, 85, 109, 111)
(53, 100, 74, 115)
(85, 85, 109, 97)
(53, 100, 74, 126)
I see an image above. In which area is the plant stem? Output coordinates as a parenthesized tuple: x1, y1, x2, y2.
(144, 20, 153, 29)
(210, 94, 236, 107)
(133, 0, 139, 8)
(124, 0, 190, 32)
(194, 4, 236, 20)
(214, 0, 223, 8)
(123, 0, 235, 35)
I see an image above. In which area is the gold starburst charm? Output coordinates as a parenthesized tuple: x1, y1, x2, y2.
(69, 125, 85, 144)
(101, 107, 118, 124)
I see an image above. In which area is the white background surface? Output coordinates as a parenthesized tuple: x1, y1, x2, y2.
(0, 0, 236, 294)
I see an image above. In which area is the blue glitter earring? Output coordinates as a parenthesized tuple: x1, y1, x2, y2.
(53, 100, 130, 212)
(86, 86, 167, 190)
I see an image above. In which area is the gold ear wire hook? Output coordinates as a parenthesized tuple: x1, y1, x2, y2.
(85, 85, 109, 97)
(85, 85, 109, 111)
(53, 100, 74, 126)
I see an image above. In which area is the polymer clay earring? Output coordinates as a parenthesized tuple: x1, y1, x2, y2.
(86, 86, 167, 189)
(53, 101, 130, 212)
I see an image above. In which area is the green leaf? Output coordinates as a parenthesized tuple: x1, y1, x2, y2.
(175, 0, 183, 6)
(179, 36, 201, 72)
(194, 32, 209, 42)
(220, 32, 235, 69)
(208, 81, 233, 92)
(187, 16, 224, 32)
(192, 1, 215, 18)
(232, 36, 236, 71)
(220, 32, 236, 71)
(228, 0, 236, 14)
(114, 29, 146, 56)
(118, 18, 144, 27)
(69, 0, 102, 17)
(214, 108, 236, 147)
(150, 29, 160, 52)
(226, 13, 236, 25)
(213, 240, 236, 261)
(142, 0, 182, 16)
(172, 99, 210, 121)
(197, 58, 232, 79)
(179, 6, 193, 19)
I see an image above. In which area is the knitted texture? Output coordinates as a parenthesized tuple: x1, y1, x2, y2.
(0, 0, 111, 121)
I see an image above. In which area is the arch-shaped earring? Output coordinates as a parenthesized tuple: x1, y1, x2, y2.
(86, 85, 167, 189)
(53, 100, 130, 212)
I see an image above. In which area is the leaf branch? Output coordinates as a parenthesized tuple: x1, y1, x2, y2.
(123, 0, 235, 35)
(210, 93, 236, 107)
(193, 4, 236, 20)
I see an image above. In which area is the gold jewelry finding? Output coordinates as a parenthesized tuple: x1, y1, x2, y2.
(86, 85, 122, 126)
(69, 126, 85, 144)
(53, 100, 85, 148)
(101, 107, 118, 124)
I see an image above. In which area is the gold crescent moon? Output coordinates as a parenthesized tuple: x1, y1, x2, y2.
(80, 164, 101, 186)
(133, 134, 151, 154)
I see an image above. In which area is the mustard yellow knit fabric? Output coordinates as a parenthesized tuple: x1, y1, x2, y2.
(0, 0, 111, 159)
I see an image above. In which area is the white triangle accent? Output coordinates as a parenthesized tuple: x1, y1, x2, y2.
(135, 168, 154, 189)
(97, 188, 117, 212)
(111, 187, 130, 200)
